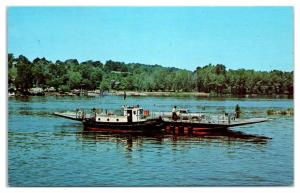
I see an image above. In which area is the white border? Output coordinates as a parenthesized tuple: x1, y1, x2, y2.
(1, 1, 299, 193)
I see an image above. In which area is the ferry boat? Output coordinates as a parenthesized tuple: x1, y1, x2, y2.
(54, 105, 269, 133)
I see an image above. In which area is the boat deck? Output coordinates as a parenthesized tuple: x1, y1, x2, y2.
(161, 117, 269, 127)
(53, 111, 269, 130)
(53, 112, 88, 121)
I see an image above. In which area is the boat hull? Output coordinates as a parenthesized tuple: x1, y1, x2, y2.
(82, 118, 164, 132)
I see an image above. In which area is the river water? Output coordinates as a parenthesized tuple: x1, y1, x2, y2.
(8, 96, 294, 186)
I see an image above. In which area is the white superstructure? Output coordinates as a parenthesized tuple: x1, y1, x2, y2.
(94, 106, 147, 123)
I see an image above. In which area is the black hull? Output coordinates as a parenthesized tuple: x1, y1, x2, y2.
(82, 118, 164, 132)
(167, 122, 228, 130)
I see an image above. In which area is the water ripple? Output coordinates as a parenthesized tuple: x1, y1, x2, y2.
(8, 96, 293, 186)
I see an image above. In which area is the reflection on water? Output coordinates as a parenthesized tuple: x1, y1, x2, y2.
(77, 129, 270, 148)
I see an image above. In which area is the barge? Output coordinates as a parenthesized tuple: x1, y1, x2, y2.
(155, 108, 268, 132)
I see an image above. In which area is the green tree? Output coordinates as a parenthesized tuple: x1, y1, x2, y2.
(32, 57, 51, 87)
(8, 68, 17, 85)
(8, 53, 15, 68)
(100, 79, 110, 92)
(67, 71, 82, 89)
(15, 55, 33, 94)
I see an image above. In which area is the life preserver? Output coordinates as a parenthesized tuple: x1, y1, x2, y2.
(192, 116, 200, 121)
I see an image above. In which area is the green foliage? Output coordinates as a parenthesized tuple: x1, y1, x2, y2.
(7, 53, 293, 96)
(100, 79, 110, 92)
(67, 71, 82, 89)
(59, 85, 70, 92)
(8, 68, 17, 84)
(32, 57, 51, 87)
(267, 108, 293, 115)
(194, 64, 293, 96)
(14, 55, 33, 94)
(8, 53, 15, 68)
(105, 60, 128, 72)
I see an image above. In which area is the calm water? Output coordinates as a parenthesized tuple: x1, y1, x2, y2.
(8, 96, 294, 186)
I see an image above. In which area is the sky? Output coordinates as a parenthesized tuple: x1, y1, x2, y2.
(8, 7, 293, 71)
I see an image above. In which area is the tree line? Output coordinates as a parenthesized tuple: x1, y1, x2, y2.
(8, 54, 293, 96)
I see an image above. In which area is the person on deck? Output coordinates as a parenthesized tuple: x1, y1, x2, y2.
(235, 104, 241, 118)
(172, 106, 178, 121)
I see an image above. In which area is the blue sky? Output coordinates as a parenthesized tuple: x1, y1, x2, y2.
(8, 7, 293, 71)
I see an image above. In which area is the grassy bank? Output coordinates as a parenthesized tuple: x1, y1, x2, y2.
(111, 91, 293, 98)
(111, 91, 210, 97)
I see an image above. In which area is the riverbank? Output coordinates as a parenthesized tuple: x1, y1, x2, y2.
(9, 90, 293, 99)
(111, 91, 210, 97)
(112, 91, 292, 99)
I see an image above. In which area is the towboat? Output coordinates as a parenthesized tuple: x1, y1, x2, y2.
(83, 105, 164, 132)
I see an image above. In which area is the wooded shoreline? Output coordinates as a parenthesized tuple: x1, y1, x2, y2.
(8, 54, 293, 97)
(9, 90, 293, 99)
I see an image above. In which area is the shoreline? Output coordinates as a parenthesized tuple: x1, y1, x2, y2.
(111, 91, 210, 97)
(9, 90, 293, 99)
